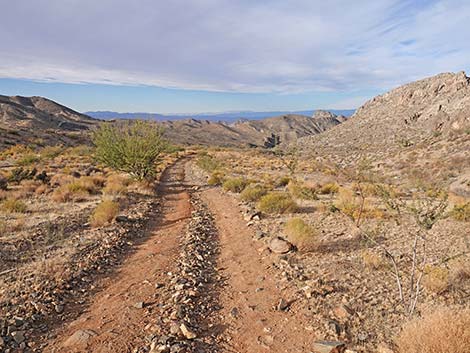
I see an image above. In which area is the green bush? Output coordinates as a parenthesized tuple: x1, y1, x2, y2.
(240, 184, 267, 202)
(92, 121, 168, 180)
(284, 218, 318, 251)
(257, 192, 298, 214)
(196, 153, 220, 172)
(17, 153, 40, 166)
(223, 177, 248, 193)
(451, 203, 470, 222)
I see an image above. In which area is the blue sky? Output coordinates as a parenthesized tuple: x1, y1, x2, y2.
(0, 0, 469, 113)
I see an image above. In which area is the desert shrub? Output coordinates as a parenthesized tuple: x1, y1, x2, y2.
(19, 180, 42, 194)
(0, 175, 7, 190)
(335, 187, 386, 220)
(361, 249, 384, 269)
(7, 167, 37, 184)
(240, 184, 267, 202)
(196, 153, 220, 172)
(0, 220, 7, 234)
(318, 182, 339, 195)
(288, 181, 317, 200)
(2, 199, 27, 213)
(223, 177, 248, 193)
(450, 203, 470, 222)
(17, 153, 40, 166)
(450, 260, 470, 286)
(51, 179, 96, 202)
(275, 176, 291, 187)
(92, 121, 167, 180)
(40, 145, 64, 159)
(396, 307, 470, 353)
(208, 171, 225, 186)
(65, 145, 93, 157)
(257, 192, 298, 214)
(90, 200, 119, 227)
(284, 218, 318, 251)
(423, 265, 449, 294)
(103, 175, 129, 195)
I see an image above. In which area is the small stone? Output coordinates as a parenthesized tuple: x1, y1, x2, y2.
(169, 323, 181, 336)
(180, 323, 197, 339)
(268, 237, 292, 254)
(63, 329, 97, 347)
(312, 340, 346, 353)
(55, 304, 64, 314)
(134, 302, 145, 309)
(333, 304, 354, 320)
(230, 307, 239, 318)
(277, 298, 290, 311)
(11, 331, 25, 344)
(116, 215, 129, 223)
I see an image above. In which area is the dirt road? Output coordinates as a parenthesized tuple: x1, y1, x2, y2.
(42, 159, 313, 352)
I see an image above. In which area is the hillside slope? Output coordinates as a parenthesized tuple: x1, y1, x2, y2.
(300, 71, 470, 187)
(161, 111, 344, 147)
(0, 95, 97, 148)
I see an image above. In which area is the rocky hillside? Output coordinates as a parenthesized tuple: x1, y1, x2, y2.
(300, 71, 470, 188)
(0, 95, 97, 148)
(161, 111, 344, 147)
(0, 95, 344, 150)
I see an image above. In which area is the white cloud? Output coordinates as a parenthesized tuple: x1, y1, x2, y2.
(0, 0, 469, 93)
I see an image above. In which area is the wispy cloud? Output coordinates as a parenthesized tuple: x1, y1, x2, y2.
(0, 0, 469, 94)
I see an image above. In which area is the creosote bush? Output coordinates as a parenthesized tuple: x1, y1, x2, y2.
(90, 200, 119, 227)
(257, 192, 298, 214)
(240, 184, 267, 202)
(396, 307, 470, 353)
(284, 217, 318, 251)
(222, 177, 248, 193)
(92, 121, 167, 180)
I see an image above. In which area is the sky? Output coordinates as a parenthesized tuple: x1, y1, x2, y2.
(0, 0, 469, 114)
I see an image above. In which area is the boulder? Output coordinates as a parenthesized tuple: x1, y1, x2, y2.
(269, 237, 292, 254)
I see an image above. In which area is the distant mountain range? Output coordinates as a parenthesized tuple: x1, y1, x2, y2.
(85, 109, 355, 123)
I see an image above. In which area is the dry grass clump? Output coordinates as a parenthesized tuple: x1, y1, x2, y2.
(208, 171, 225, 186)
(361, 249, 385, 270)
(222, 177, 248, 193)
(396, 307, 470, 353)
(90, 200, 119, 227)
(423, 265, 450, 294)
(288, 181, 317, 200)
(240, 184, 267, 202)
(40, 145, 63, 159)
(318, 182, 339, 195)
(103, 174, 129, 196)
(257, 192, 298, 214)
(284, 218, 318, 252)
(2, 198, 27, 213)
(450, 202, 470, 222)
(51, 175, 105, 202)
(17, 153, 40, 166)
(335, 188, 386, 220)
(275, 176, 291, 188)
